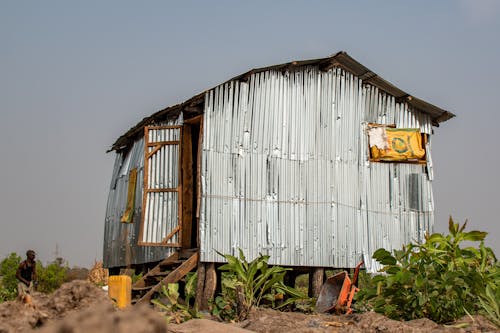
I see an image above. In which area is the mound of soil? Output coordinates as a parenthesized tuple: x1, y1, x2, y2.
(0, 281, 497, 333)
(35, 304, 166, 333)
(0, 280, 166, 333)
(0, 280, 111, 333)
(236, 308, 498, 333)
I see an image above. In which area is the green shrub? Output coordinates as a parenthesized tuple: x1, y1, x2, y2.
(0, 253, 22, 302)
(0, 286, 17, 302)
(36, 259, 68, 293)
(356, 218, 499, 325)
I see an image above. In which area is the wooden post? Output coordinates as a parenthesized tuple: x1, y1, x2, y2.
(195, 262, 206, 310)
(284, 269, 298, 288)
(202, 263, 217, 308)
(195, 262, 217, 311)
(181, 124, 194, 249)
(215, 265, 222, 296)
(309, 268, 324, 298)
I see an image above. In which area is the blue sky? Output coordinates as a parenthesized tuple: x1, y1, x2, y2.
(1, 1, 499, 266)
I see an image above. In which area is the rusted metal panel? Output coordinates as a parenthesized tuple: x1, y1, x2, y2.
(199, 67, 435, 272)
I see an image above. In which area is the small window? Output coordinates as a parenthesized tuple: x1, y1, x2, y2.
(408, 173, 422, 211)
(367, 124, 427, 163)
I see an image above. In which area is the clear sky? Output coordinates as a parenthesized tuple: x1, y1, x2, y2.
(1, 1, 498, 267)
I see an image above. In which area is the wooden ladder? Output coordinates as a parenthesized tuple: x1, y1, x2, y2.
(132, 249, 199, 305)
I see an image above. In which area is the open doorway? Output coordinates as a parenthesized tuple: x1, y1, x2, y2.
(181, 115, 202, 249)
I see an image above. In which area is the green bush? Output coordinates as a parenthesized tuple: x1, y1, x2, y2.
(0, 286, 17, 302)
(0, 253, 22, 302)
(356, 218, 499, 325)
(36, 259, 68, 293)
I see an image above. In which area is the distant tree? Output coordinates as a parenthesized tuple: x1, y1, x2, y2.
(36, 259, 68, 293)
(0, 253, 22, 301)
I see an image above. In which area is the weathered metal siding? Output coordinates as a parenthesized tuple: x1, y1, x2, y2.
(103, 118, 182, 268)
(200, 67, 434, 272)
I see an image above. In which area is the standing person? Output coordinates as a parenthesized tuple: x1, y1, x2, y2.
(16, 250, 37, 301)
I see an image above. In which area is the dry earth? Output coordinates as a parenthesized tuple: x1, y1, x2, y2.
(0, 281, 497, 333)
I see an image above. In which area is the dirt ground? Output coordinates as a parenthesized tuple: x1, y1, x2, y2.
(0, 281, 497, 333)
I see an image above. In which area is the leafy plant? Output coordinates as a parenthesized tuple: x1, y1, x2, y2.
(151, 272, 201, 324)
(478, 284, 500, 327)
(213, 249, 315, 321)
(356, 218, 498, 325)
(274, 281, 315, 312)
(211, 282, 239, 322)
(214, 249, 290, 320)
(0, 253, 22, 302)
(131, 271, 143, 285)
(0, 286, 17, 303)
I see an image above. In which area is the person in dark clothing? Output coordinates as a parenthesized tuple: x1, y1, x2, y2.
(16, 250, 37, 300)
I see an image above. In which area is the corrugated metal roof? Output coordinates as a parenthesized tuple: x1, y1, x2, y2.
(109, 51, 454, 152)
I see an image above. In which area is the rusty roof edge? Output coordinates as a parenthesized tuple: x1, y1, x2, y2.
(108, 92, 205, 152)
(331, 53, 455, 123)
(108, 51, 455, 152)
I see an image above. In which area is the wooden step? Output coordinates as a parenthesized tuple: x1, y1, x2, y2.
(147, 271, 170, 277)
(132, 285, 153, 291)
(179, 248, 199, 260)
(132, 252, 180, 289)
(159, 260, 184, 267)
(135, 251, 199, 305)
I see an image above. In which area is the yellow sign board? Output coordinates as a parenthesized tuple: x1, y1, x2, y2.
(370, 128, 425, 161)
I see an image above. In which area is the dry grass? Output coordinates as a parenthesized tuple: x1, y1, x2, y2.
(87, 261, 108, 286)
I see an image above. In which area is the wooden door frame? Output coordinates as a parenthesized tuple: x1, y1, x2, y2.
(181, 115, 203, 249)
(138, 125, 183, 247)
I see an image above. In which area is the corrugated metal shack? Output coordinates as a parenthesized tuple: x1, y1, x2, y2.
(103, 52, 454, 280)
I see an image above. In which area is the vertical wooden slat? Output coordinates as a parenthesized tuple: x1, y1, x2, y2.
(177, 126, 183, 246)
(138, 126, 149, 244)
(196, 117, 204, 249)
(181, 124, 193, 248)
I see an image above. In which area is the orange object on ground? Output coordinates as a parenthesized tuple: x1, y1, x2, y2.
(315, 261, 363, 314)
(108, 275, 132, 309)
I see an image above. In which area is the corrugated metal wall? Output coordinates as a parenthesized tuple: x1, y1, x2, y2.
(141, 126, 181, 245)
(103, 118, 182, 268)
(200, 67, 434, 272)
